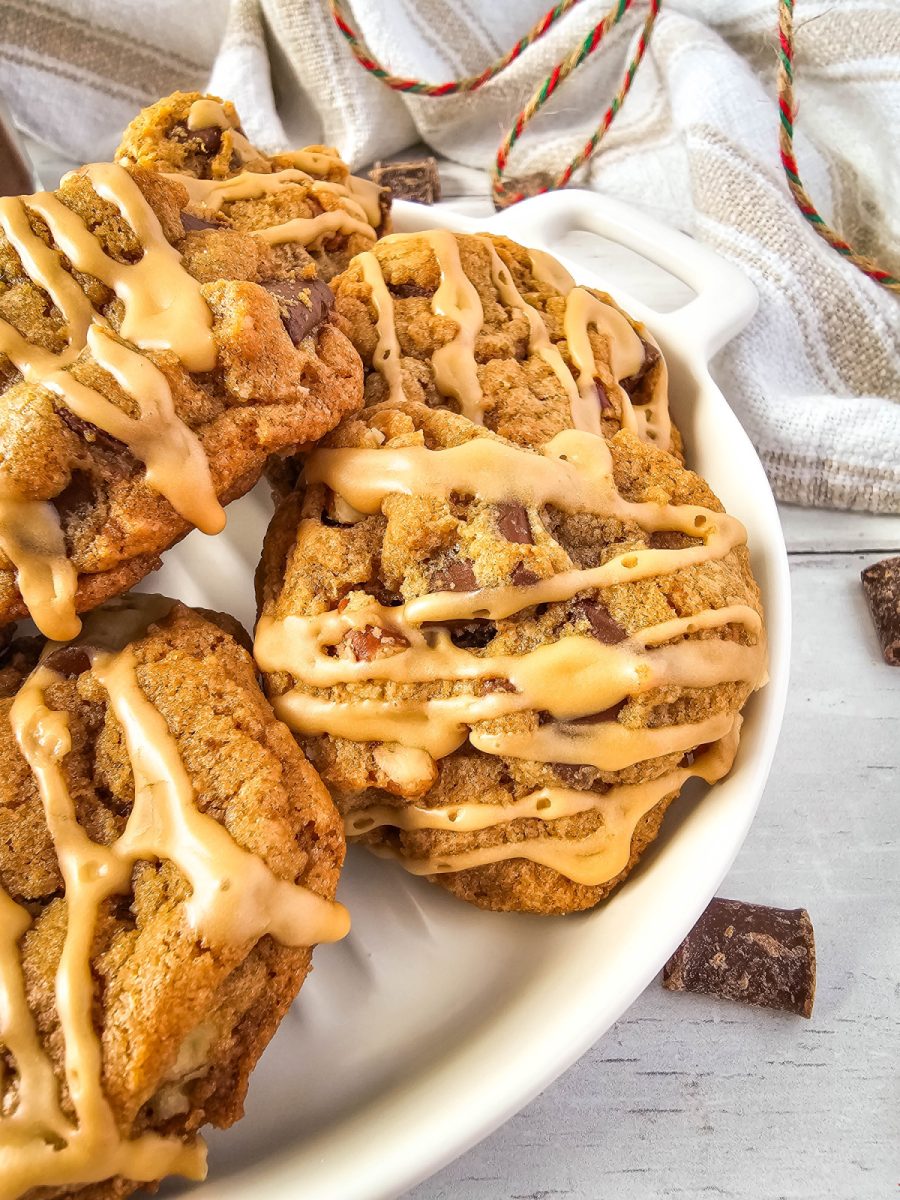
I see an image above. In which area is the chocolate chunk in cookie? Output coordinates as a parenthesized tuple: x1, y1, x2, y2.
(263, 279, 335, 345)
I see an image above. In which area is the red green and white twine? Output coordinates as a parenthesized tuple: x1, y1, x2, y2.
(332, 0, 898, 289)
(778, 0, 899, 293)
(496, 0, 659, 204)
(329, 0, 660, 205)
(329, 0, 588, 96)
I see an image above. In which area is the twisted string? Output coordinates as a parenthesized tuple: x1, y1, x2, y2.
(329, 0, 587, 95)
(494, 0, 660, 204)
(777, 0, 899, 293)
(329, 0, 660, 207)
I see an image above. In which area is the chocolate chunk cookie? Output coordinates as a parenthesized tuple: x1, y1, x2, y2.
(0, 595, 347, 1198)
(255, 401, 765, 915)
(116, 91, 391, 281)
(330, 231, 679, 454)
(0, 159, 363, 639)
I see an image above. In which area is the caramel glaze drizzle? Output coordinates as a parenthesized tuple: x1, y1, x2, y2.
(354, 726, 739, 884)
(164, 99, 383, 248)
(172, 171, 378, 248)
(255, 428, 766, 884)
(349, 232, 672, 451)
(183, 99, 385, 227)
(0, 598, 348, 1198)
(0, 162, 226, 639)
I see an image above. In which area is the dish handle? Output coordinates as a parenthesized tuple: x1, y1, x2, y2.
(486, 188, 758, 363)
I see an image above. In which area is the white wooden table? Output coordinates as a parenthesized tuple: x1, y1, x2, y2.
(26, 141, 900, 1200)
(400, 166, 900, 1200)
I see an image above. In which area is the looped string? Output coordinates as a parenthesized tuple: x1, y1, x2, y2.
(330, 0, 588, 95)
(495, 0, 659, 205)
(329, 0, 661, 206)
(777, 0, 899, 293)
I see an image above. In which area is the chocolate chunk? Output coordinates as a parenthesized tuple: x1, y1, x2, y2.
(491, 170, 556, 211)
(43, 646, 92, 678)
(58, 405, 127, 455)
(376, 185, 392, 234)
(261, 279, 334, 345)
(370, 157, 441, 205)
(180, 210, 220, 233)
(861, 555, 900, 665)
(496, 503, 533, 544)
(170, 120, 222, 157)
(663, 897, 817, 1018)
(432, 557, 477, 592)
(595, 378, 613, 412)
(554, 763, 596, 787)
(620, 338, 661, 397)
(578, 600, 627, 644)
(449, 621, 496, 650)
(391, 280, 433, 299)
(511, 562, 540, 587)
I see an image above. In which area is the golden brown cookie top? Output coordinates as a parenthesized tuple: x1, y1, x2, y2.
(116, 91, 391, 281)
(0, 160, 362, 639)
(331, 231, 678, 453)
(255, 401, 764, 907)
(0, 596, 347, 1199)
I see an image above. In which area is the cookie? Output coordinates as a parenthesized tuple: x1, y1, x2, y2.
(255, 400, 766, 915)
(0, 158, 362, 640)
(0, 595, 347, 1199)
(116, 91, 391, 281)
(330, 231, 679, 454)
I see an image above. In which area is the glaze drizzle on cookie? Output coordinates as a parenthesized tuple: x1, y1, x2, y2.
(0, 598, 348, 1197)
(0, 163, 226, 638)
(356, 727, 739, 884)
(350, 232, 671, 449)
(255, 425, 766, 885)
(173, 168, 380, 247)
(171, 97, 383, 227)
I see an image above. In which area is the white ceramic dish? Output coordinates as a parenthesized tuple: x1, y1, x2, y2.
(148, 191, 790, 1200)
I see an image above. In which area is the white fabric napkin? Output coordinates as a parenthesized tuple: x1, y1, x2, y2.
(2, 0, 898, 511)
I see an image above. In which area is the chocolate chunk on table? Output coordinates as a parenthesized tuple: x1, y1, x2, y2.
(370, 157, 441, 205)
(663, 897, 816, 1018)
(860, 555, 900, 666)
